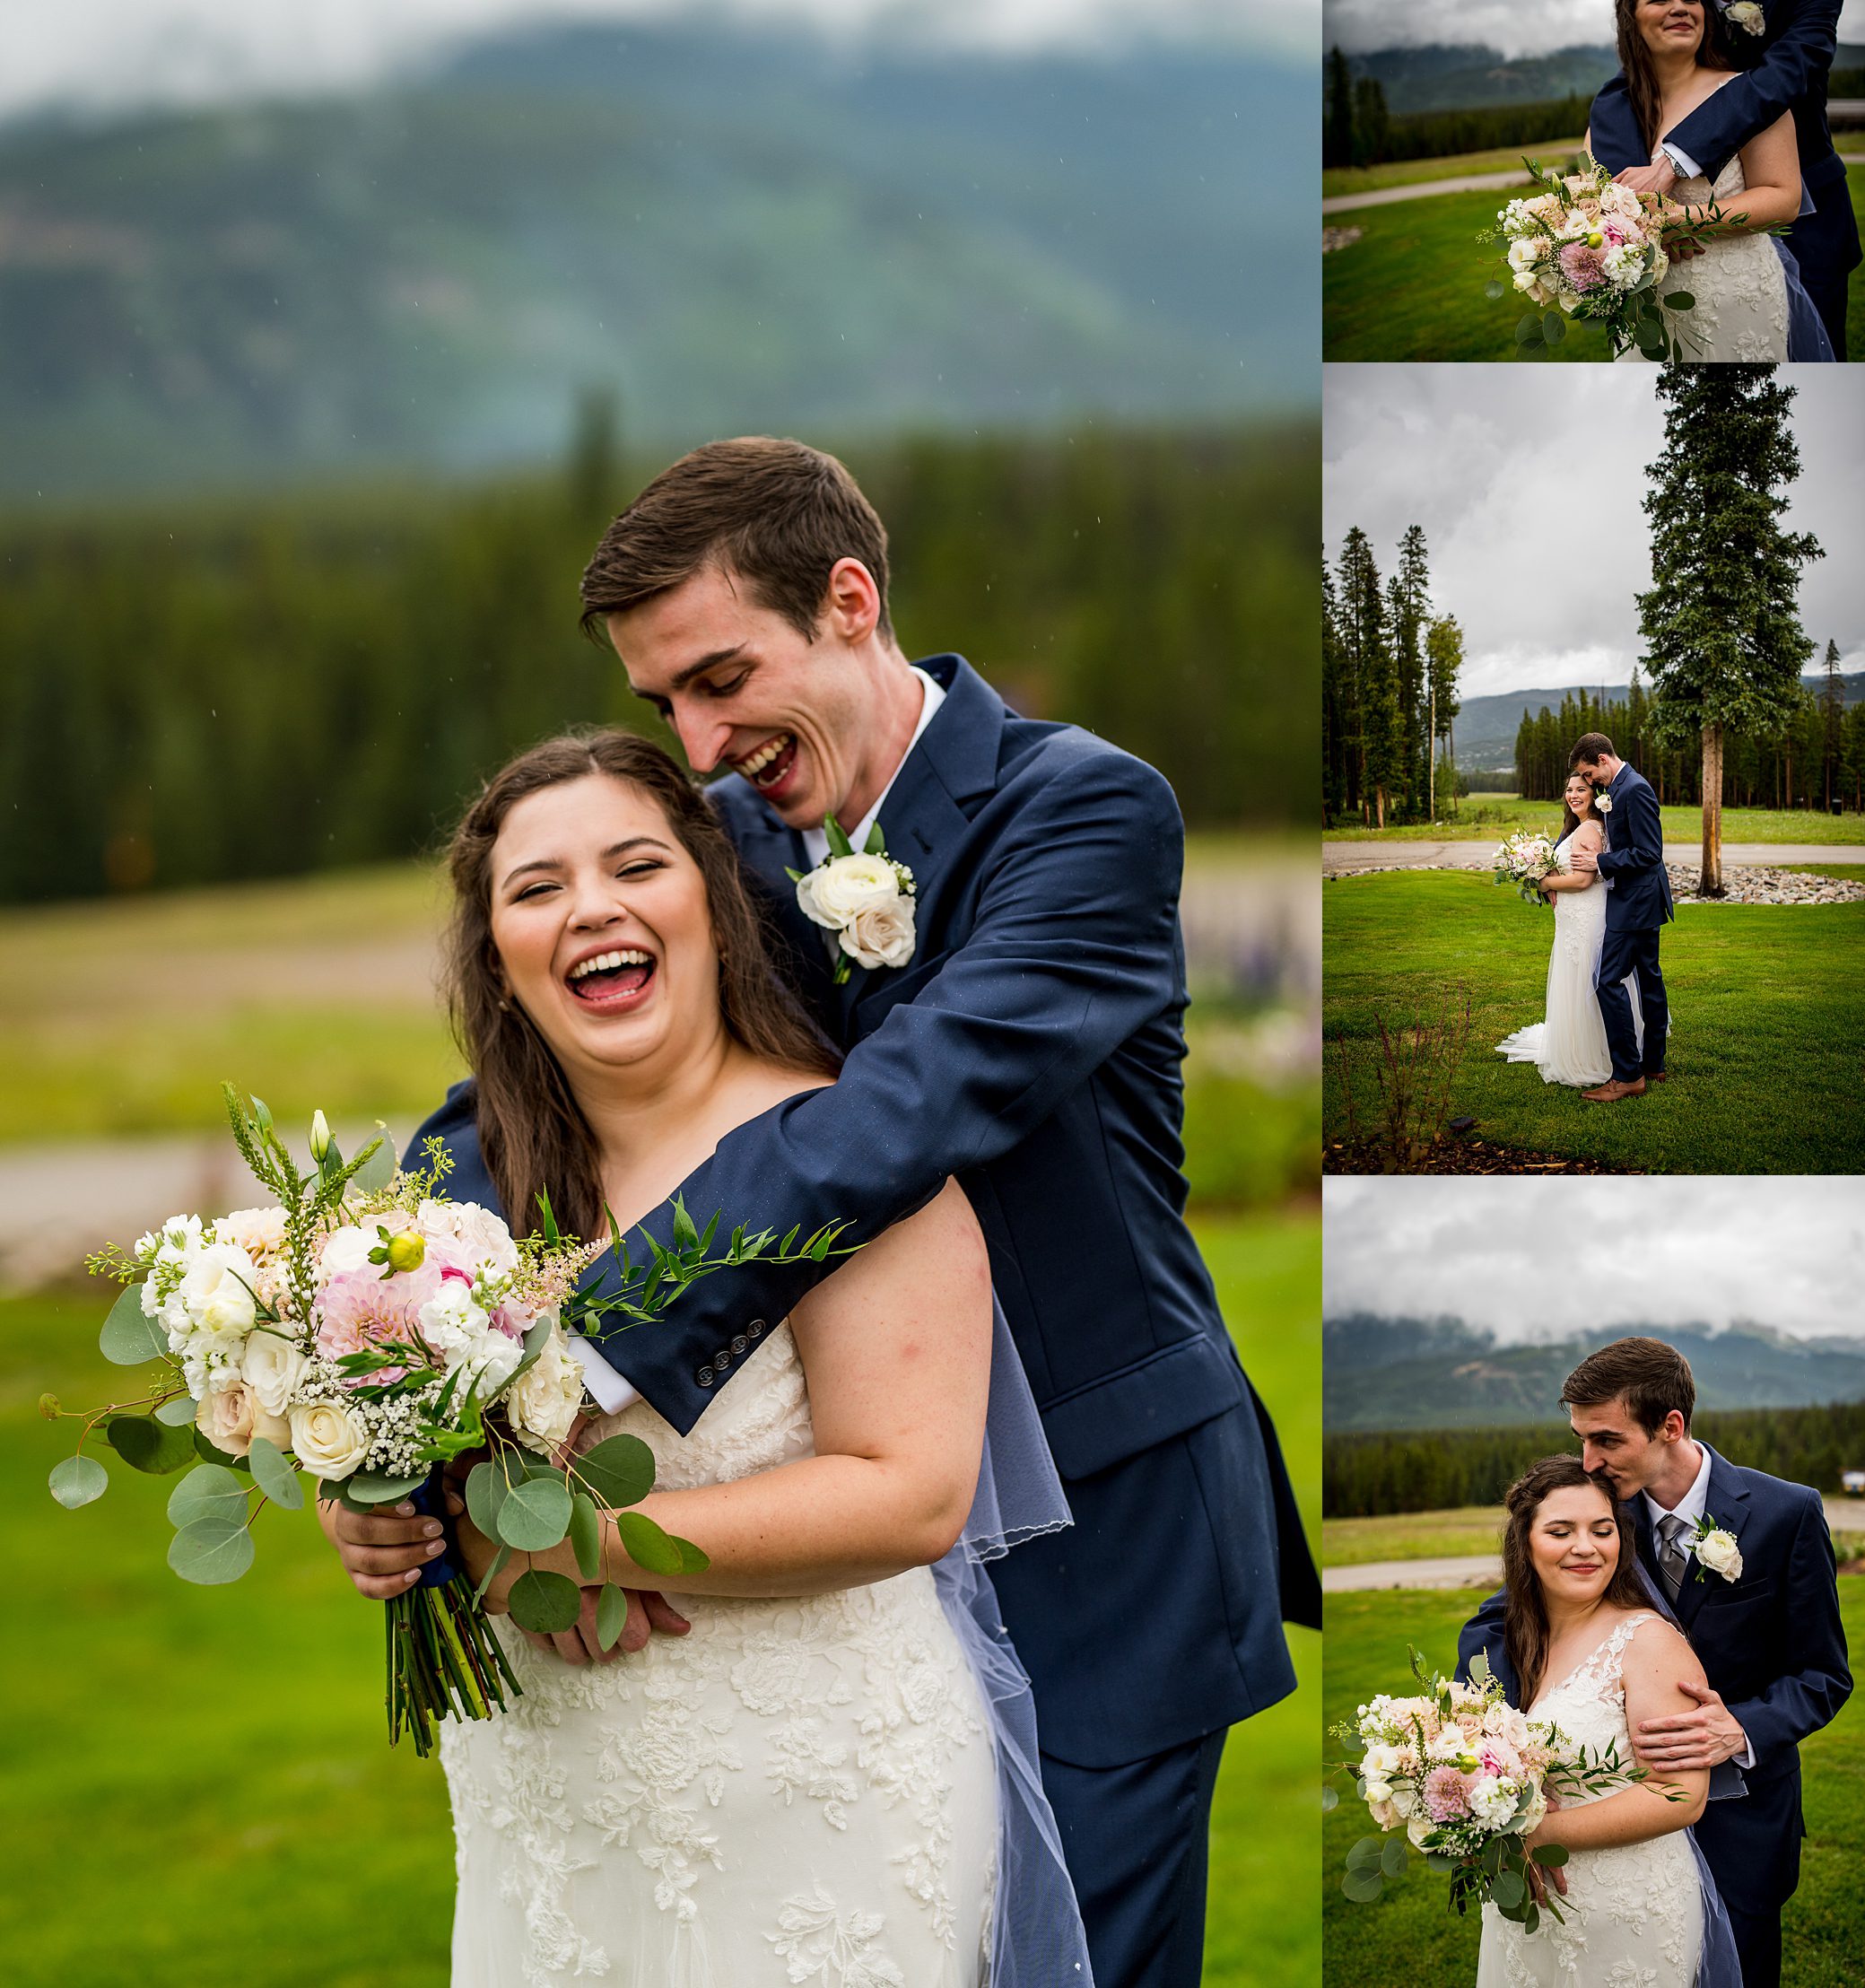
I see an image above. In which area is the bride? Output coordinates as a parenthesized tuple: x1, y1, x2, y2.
(1474, 1457, 1734, 1988)
(320, 729, 1088, 1986)
(1495, 775, 1645, 1089)
(1597, 0, 1803, 362)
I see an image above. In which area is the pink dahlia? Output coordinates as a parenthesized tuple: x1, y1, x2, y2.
(1558, 241, 1608, 293)
(1422, 1766, 1474, 1822)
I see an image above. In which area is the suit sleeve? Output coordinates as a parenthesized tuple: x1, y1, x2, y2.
(1456, 1587, 1509, 1686)
(1725, 1495, 1852, 1767)
(589, 749, 1187, 1434)
(1594, 781, 1663, 884)
(1667, 1, 1842, 184)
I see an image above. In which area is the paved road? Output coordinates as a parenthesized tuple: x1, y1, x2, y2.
(1325, 1499, 1865, 1592)
(1322, 170, 1531, 214)
(1322, 841, 1865, 875)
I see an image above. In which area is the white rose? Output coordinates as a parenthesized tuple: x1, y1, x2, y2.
(416, 1199, 519, 1274)
(289, 1399, 371, 1478)
(196, 1378, 292, 1459)
(241, 1329, 309, 1416)
(800, 851, 900, 927)
(506, 1338, 586, 1455)
(315, 1225, 379, 1278)
(219, 1205, 289, 1260)
(1727, 2, 1765, 32)
(1695, 1529, 1742, 1580)
(841, 897, 917, 970)
(174, 1242, 260, 1345)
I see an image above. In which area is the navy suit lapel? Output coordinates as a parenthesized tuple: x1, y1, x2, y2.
(727, 803, 842, 1024)
(1672, 1445, 1752, 1631)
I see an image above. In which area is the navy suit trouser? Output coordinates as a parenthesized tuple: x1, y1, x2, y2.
(1040, 1728, 1227, 1988)
(1597, 922, 1669, 1082)
(1725, 1900, 1782, 1988)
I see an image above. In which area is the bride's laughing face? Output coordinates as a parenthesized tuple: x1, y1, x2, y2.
(1635, 0, 1704, 58)
(487, 772, 723, 1086)
(1529, 1485, 1622, 1603)
(1564, 775, 1595, 816)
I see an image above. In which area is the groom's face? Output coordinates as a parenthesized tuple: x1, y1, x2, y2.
(607, 562, 885, 831)
(1569, 1398, 1663, 1498)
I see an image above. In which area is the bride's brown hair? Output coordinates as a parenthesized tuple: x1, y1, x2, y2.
(1502, 1456, 1652, 1707)
(1615, 0, 1740, 154)
(1557, 773, 1599, 846)
(442, 729, 839, 1240)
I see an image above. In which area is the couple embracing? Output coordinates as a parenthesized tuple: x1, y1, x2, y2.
(1497, 733, 1673, 1103)
(320, 436, 1317, 1987)
(1590, 0, 1859, 362)
(1459, 1337, 1852, 1987)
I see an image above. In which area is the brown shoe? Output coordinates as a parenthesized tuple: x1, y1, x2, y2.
(1644, 1071, 1668, 1083)
(1582, 1078, 1647, 1103)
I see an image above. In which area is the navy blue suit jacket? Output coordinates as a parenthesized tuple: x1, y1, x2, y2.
(1589, 0, 1861, 287)
(1595, 763, 1673, 931)
(1456, 1446, 1852, 1909)
(414, 653, 1316, 1767)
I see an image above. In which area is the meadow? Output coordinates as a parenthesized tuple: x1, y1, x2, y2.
(4, 1208, 1317, 1988)
(1322, 145, 1582, 200)
(1325, 797, 1865, 845)
(1321, 1506, 1506, 1568)
(1323, 871, 1865, 1173)
(1321, 1584, 1865, 1987)
(1324, 164, 1865, 362)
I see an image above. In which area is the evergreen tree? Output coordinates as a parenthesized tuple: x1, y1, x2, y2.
(1337, 528, 1397, 824)
(1637, 366, 1821, 894)
(1322, 558, 1349, 821)
(1820, 638, 1844, 812)
(1352, 76, 1390, 168)
(1425, 614, 1464, 815)
(1388, 524, 1432, 816)
(1324, 47, 1355, 171)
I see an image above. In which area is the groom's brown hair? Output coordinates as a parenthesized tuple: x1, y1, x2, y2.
(579, 436, 893, 643)
(1569, 732, 1616, 769)
(1562, 1337, 1695, 1434)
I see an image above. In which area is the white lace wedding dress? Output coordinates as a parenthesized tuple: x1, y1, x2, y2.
(440, 1322, 998, 1988)
(1495, 829, 1643, 1088)
(1617, 130, 1788, 362)
(1475, 1614, 1702, 1988)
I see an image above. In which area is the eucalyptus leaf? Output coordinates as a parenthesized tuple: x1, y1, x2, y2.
(473, 1542, 511, 1602)
(1485, 278, 1505, 301)
(1490, 1870, 1526, 1910)
(573, 1433, 656, 1511)
(596, 1581, 632, 1652)
(1515, 314, 1542, 344)
(352, 1134, 396, 1194)
(615, 1509, 700, 1577)
(195, 1428, 246, 1469)
(570, 1493, 605, 1582)
(507, 1567, 582, 1635)
(48, 1455, 109, 1509)
(495, 1472, 574, 1551)
(100, 1284, 166, 1365)
(1531, 1844, 1570, 1867)
(344, 1469, 431, 1505)
(1345, 1835, 1386, 1870)
(154, 1394, 198, 1426)
(1542, 311, 1565, 345)
(107, 1414, 196, 1475)
(1341, 1869, 1384, 1904)
(465, 1460, 509, 1538)
(168, 1515, 257, 1584)
(1667, 291, 1695, 311)
(1379, 1835, 1407, 1879)
(1320, 1786, 1339, 1813)
(246, 1435, 303, 1510)
(1523, 1903, 1541, 1936)
(167, 1462, 248, 1527)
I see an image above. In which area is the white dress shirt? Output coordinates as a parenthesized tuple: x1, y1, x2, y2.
(1643, 1442, 1753, 1766)
(568, 663, 946, 1417)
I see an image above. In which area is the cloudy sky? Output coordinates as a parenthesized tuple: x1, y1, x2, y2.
(3, 0, 1312, 121)
(1323, 1179, 1865, 1341)
(1323, 367, 1864, 699)
(1323, 0, 1862, 58)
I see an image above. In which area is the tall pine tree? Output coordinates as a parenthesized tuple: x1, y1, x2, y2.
(1425, 614, 1464, 815)
(1637, 366, 1820, 894)
(1338, 528, 1398, 825)
(1820, 638, 1844, 813)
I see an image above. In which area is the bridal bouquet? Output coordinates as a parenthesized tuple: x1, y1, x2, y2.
(1329, 1650, 1659, 1934)
(1493, 831, 1558, 906)
(46, 1086, 849, 1755)
(1480, 155, 1744, 361)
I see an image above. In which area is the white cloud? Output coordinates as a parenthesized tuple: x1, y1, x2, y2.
(1, 0, 1314, 122)
(1323, 0, 1864, 60)
(1322, 1177, 1865, 1341)
(1323, 366, 1864, 700)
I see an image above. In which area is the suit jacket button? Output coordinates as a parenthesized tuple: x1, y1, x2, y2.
(714, 1351, 730, 1373)
(696, 1365, 715, 1387)
(731, 1336, 748, 1356)
(747, 1319, 765, 1338)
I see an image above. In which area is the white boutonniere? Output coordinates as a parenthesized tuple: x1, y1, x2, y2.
(1690, 1514, 1743, 1583)
(1595, 793, 1613, 815)
(1724, 2, 1765, 36)
(789, 816, 917, 984)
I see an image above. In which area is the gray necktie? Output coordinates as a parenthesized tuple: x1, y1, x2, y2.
(1657, 1513, 1690, 1601)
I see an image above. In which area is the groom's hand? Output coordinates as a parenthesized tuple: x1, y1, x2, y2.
(1569, 849, 1599, 875)
(1617, 158, 1678, 199)
(1634, 1680, 1747, 1770)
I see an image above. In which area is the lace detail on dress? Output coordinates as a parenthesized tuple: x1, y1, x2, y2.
(1474, 1613, 1702, 1988)
(440, 1324, 996, 1988)
(1617, 149, 1789, 362)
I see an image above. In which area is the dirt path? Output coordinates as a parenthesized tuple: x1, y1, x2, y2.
(1322, 841, 1865, 876)
(1321, 170, 1532, 214)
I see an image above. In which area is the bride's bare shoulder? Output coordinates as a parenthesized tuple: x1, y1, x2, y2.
(1621, 1611, 1704, 1687)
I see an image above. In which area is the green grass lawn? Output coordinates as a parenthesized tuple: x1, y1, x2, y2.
(1323, 871, 1865, 1173)
(1325, 165, 1865, 362)
(1321, 1584, 1865, 1985)
(1322, 144, 1583, 200)
(1322, 1507, 1504, 1569)
(1327, 798, 1865, 845)
(2, 1208, 1319, 1988)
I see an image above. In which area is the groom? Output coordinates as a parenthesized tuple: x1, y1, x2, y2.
(1566, 732, 1671, 1103)
(1591, 0, 1861, 357)
(1458, 1337, 1852, 1988)
(417, 439, 1317, 1988)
